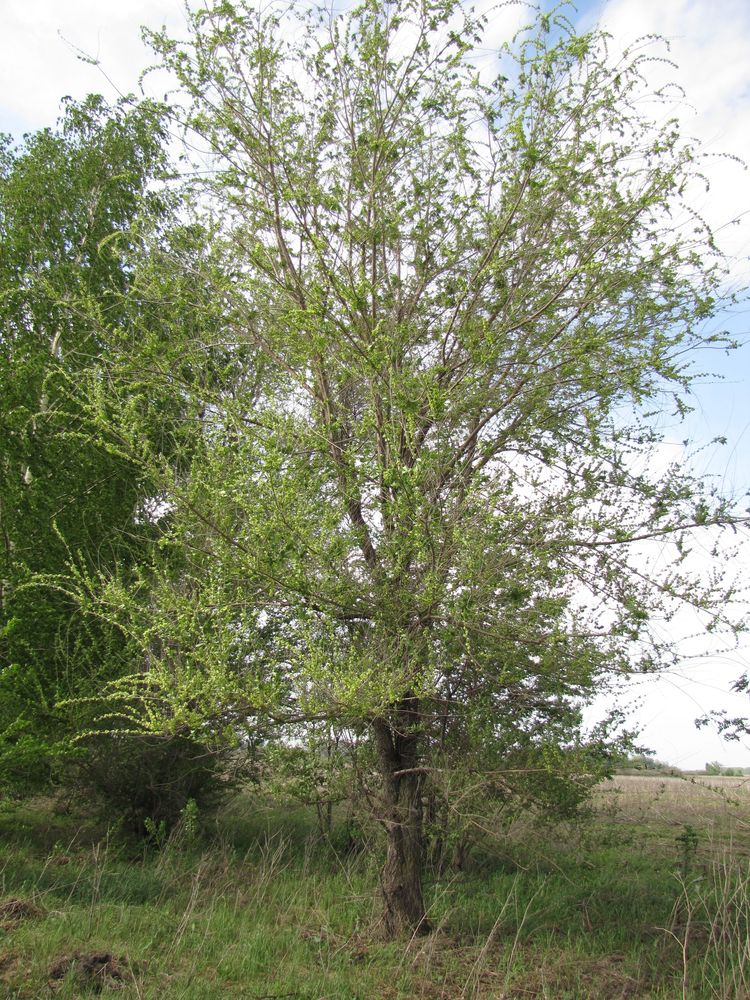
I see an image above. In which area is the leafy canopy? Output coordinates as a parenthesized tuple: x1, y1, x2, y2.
(48, 1, 745, 781)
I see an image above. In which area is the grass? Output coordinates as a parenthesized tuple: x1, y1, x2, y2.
(1, 775, 750, 998)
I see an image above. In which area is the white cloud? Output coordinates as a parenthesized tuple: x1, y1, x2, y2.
(0, 0, 188, 135)
(579, 0, 750, 766)
(591, 0, 750, 278)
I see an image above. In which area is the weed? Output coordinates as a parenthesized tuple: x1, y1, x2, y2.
(180, 798, 200, 843)
(143, 817, 168, 850)
(676, 824, 700, 879)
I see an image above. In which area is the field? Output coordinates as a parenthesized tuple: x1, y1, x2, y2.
(2, 774, 750, 999)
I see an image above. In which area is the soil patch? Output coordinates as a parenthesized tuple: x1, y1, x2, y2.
(49, 951, 130, 992)
(0, 952, 21, 978)
(506, 952, 646, 999)
(0, 897, 44, 924)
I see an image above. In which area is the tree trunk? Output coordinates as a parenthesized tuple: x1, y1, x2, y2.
(373, 697, 430, 937)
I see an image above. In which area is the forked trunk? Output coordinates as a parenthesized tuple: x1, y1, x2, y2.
(373, 698, 430, 937)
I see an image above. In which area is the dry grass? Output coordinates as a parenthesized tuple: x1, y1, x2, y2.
(595, 774, 750, 846)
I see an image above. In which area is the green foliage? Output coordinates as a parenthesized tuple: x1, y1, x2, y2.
(0, 96, 244, 816)
(67, 733, 235, 836)
(705, 761, 744, 776)
(113, 0, 745, 742)
(0, 96, 172, 792)
(676, 823, 700, 878)
(5, 0, 748, 935)
(263, 727, 360, 837)
(180, 797, 200, 843)
(619, 753, 681, 775)
(143, 815, 168, 849)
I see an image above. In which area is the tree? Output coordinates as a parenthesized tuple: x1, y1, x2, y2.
(69, 0, 745, 934)
(0, 95, 247, 821)
(0, 94, 256, 828)
(0, 96, 179, 790)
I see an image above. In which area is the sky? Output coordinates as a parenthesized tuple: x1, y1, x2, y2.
(1, 0, 749, 770)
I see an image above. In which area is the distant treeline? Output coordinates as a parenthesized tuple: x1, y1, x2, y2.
(615, 756, 750, 777)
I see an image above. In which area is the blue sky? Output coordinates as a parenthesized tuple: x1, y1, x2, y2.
(1, 0, 748, 768)
(570, 0, 750, 768)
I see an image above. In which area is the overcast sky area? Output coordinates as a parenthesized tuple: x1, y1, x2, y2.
(1, 0, 749, 770)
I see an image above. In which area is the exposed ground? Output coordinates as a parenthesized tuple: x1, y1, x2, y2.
(1, 774, 749, 998)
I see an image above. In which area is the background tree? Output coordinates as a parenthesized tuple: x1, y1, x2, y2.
(62, 0, 746, 934)
(0, 96, 244, 825)
(0, 96, 174, 790)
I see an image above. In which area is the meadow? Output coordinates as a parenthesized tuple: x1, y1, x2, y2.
(2, 774, 750, 999)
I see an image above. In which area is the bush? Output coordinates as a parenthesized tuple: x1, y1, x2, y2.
(69, 733, 236, 836)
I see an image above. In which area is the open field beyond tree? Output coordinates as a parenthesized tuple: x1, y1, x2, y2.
(2, 774, 750, 999)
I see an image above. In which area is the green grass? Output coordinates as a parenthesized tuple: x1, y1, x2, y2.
(2, 777, 750, 998)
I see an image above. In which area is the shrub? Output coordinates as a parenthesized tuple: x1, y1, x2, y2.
(69, 733, 236, 836)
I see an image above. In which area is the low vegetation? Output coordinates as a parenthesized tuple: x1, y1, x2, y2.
(2, 773, 750, 999)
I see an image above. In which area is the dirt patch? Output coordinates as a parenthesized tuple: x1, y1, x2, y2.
(0, 952, 21, 978)
(0, 897, 44, 924)
(398, 930, 499, 999)
(49, 951, 130, 992)
(506, 952, 646, 999)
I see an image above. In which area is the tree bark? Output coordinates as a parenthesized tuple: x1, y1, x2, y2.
(373, 697, 430, 937)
